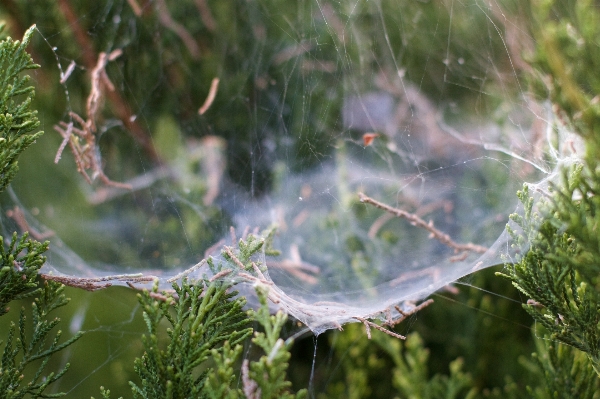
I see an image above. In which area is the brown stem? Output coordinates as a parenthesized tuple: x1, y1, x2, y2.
(194, 0, 218, 32)
(359, 192, 488, 254)
(57, 0, 161, 163)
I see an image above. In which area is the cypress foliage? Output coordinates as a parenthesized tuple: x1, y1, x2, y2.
(0, 25, 42, 193)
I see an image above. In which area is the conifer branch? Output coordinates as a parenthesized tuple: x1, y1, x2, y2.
(0, 280, 83, 398)
(244, 286, 308, 399)
(0, 232, 48, 316)
(128, 276, 252, 398)
(498, 183, 600, 375)
(0, 25, 42, 194)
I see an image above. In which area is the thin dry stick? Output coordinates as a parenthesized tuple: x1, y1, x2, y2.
(126, 0, 143, 16)
(209, 269, 232, 282)
(199, 136, 226, 206)
(266, 244, 320, 284)
(229, 226, 237, 245)
(87, 166, 172, 204)
(359, 192, 488, 254)
(54, 50, 138, 188)
(198, 77, 220, 114)
(242, 360, 261, 399)
(237, 272, 274, 287)
(240, 226, 251, 241)
(224, 247, 246, 270)
(449, 251, 469, 262)
(57, 0, 160, 163)
(388, 267, 439, 287)
(126, 282, 174, 302)
(41, 273, 155, 291)
(266, 262, 319, 284)
(354, 316, 407, 340)
(54, 121, 72, 164)
(155, 0, 200, 59)
(367, 212, 394, 239)
(59, 60, 77, 84)
(251, 261, 267, 281)
(194, 0, 218, 32)
(166, 259, 207, 283)
(387, 299, 434, 328)
(87, 49, 122, 132)
(54, 112, 132, 189)
(6, 206, 55, 240)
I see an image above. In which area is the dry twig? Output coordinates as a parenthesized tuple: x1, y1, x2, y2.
(6, 206, 54, 240)
(266, 244, 320, 284)
(155, 0, 200, 59)
(194, 0, 218, 32)
(224, 246, 246, 270)
(126, 282, 174, 302)
(386, 299, 434, 327)
(208, 269, 232, 282)
(166, 259, 207, 283)
(54, 49, 133, 189)
(57, 0, 160, 162)
(359, 192, 488, 254)
(354, 316, 406, 340)
(242, 359, 261, 399)
(126, 0, 143, 16)
(198, 78, 220, 115)
(41, 273, 155, 291)
(54, 112, 132, 189)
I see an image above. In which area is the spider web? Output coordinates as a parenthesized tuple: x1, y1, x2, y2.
(1, 0, 577, 330)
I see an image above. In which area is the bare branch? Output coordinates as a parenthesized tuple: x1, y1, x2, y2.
(155, 0, 200, 59)
(5, 206, 54, 240)
(387, 299, 434, 327)
(166, 259, 208, 283)
(59, 60, 77, 84)
(242, 359, 261, 399)
(194, 0, 218, 32)
(224, 246, 247, 270)
(127, 0, 143, 16)
(56, 0, 160, 162)
(41, 273, 155, 291)
(359, 192, 488, 254)
(54, 111, 133, 189)
(208, 269, 232, 282)
(198, 78, 220, 115)
(354, 316, 406, 340)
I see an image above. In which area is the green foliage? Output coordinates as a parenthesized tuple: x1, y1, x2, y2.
(522, 335, 600, 399)
(0, 233, 48, 316)
(203, 341, 244, 399)
(202, 287, 308, 399)
(242, 287, 307, 399)
(525, 0, 600, 147)
(0, 25, 42, 193)
(380, 332, 478, 399)
(499, 183, 600, 375)
(129, 277, 252, 399)
(0, 280, 83, 398)
(92, 387, 116, 399)
(0, 23, 79, 399)
(323, 324, 479, 399)
(103, 230, 305, 399)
